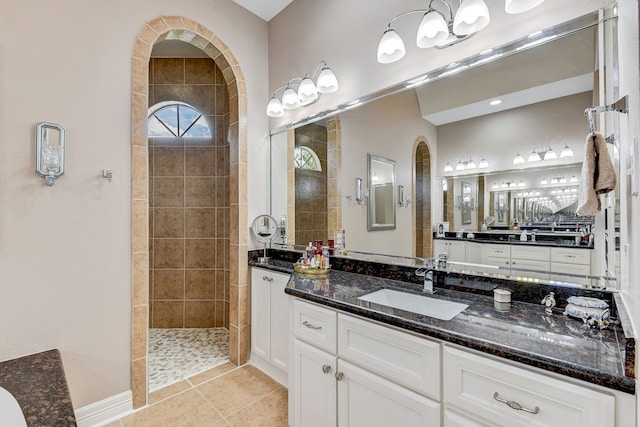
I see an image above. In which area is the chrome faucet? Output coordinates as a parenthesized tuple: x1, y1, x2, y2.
(415, 267, 435, 294)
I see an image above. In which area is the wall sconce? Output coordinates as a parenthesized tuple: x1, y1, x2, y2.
(398, 185, 412, 207)
(355, 177, 367, 205)
(377, 0, 544, 64)
(266, 61, 339, 117)
(35, 122, 66, 186)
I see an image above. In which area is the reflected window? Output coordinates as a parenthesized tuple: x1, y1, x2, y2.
(294, 146, 322, 171)
(148, 102, 211, 138)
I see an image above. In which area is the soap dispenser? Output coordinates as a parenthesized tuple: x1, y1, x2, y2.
(520, 230, 527, 241)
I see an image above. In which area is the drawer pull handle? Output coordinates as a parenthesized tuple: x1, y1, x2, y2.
(322, 365, 332, 374)
(493, 392, 539, 414)
(302, 321, 322, 330)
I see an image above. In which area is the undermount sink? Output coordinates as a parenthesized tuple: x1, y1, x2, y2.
(357, 288, 468, 321)
(0, 386, 27, 427)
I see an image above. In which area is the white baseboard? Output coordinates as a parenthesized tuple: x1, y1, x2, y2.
(75, 390, 133, 427)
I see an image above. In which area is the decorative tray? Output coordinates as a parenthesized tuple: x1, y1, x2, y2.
(293, 263, 331, 275)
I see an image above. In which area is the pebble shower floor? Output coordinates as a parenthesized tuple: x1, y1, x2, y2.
(148, 328, 229, 392)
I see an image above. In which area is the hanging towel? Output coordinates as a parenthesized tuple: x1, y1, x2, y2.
(576, 132, 617, 215)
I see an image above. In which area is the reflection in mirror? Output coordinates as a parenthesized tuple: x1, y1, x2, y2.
(367, 154, 396, 231)
(269, 9, 620, 289)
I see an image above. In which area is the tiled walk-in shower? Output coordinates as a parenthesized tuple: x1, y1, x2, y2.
(148, 328, 229, 391)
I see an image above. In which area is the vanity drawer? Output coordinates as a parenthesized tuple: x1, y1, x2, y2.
(484, 244, 510, 259)
(511, 245, 550, 262)
(550, 247, 591, 265)
(293, 299, 337, 353)
(338, 313, 441, 400)
(443, 346, 615, 427)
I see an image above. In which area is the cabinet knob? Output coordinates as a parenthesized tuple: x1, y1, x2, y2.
(302, 321, 322, 330)
(262, 276, 273, 282)
(493, 392, 539, 414)
(335, 372, 344, 381)
(322, 365, 332, 374)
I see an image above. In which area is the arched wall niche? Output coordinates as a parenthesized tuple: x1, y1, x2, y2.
(130, 15, 248, 408)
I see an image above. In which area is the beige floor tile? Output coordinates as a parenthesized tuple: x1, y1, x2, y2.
(188, 362, 237, 386)
(121, 389, 224, 426)
(149, 379, 192, 405)
(196, 365, 280, 417)
(226, 388, 288, 427)
(101, 421, 123, 427)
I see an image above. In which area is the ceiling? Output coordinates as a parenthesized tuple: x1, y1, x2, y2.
(231, 0, 294, 21)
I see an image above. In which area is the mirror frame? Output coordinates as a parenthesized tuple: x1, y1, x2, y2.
(367, 153, 397, 231)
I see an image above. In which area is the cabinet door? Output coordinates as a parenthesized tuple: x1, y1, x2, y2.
(337, 359, 441, 427)
(433, 240, 449, 258)
(509, 258, 549, 280)
(270, 271, 290, 372)
(448, 241, 466, 262)
(250, 268, 271, 362)
(292, 339, 337, 427)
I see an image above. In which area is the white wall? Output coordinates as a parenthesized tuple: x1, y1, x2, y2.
(0, 0, 268, 408)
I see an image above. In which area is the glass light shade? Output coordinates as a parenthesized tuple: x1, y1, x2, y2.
(559, 177, 567, 183)
(478, 157, 489, 168)
(444, 162, 454, 172)
(416, 10, 449, 48)
(266, 96, 284, 117)
(540, 178, 548, 185)
(453, 0, 490, 36)
(570, 175, 578, 183)
(500, 182, 508, 188)
(528, 150, 541, 162)
(455, 161, 465, 171)
(543, 148, 557, 160)
(377, 28, 406, 63)
(518, 180, 525, 187)
(466, 160, 476, 169)
(281, 87, 301, 110)
(505, 0, 544, 14)
(560, 144, 574, 158)
(316, 67, 339, 93)
(298, 75, 319, 103)
(513, 153, 525, 165)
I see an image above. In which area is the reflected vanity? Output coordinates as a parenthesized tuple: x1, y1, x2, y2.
(268, 8, 620, 290)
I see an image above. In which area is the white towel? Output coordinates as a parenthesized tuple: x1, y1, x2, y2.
(576, 132, 617, 216)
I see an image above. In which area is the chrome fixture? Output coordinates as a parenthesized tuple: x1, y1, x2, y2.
(398, 184, 412, 207)
(35, 122, 66, 186)
(266, 61, 338, 117)
(444, 155, 488, 173)
(514, 143, 572, 165)
(377, 0, 544, 64)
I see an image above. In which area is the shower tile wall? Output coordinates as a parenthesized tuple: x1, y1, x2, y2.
(148, 57, 230, 329)
(295, 123, 328, 245)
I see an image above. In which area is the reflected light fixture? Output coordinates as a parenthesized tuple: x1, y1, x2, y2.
(35, 122, 66, 186)
(445, 156, 487, 173)
(443, 162, 454, 172)
(513, 152, 525, 165)
(456, 160, 465, 171)
(266, 61, 339, 117)
(570, 175, 578, 183)
(377, 0, 543, 64)
(560, 143, 574, 158)
(528, 149, 542, 162)
(478, 156, 489, 168)
(542, 145, 557, 160)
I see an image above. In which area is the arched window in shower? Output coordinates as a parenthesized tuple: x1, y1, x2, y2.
(294, 146, 322, 171)
(148, 102, 211, 138)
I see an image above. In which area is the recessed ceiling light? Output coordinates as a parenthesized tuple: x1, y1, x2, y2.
(489, 99, 502, 106)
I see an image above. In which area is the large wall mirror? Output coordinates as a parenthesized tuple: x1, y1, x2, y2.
(368, 154, 397, 231)
(269, 8, 621, 290)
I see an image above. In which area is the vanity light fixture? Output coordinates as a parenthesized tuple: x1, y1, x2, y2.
(35, 122, 66, 186)
(446, 156, 487, 173)
(478, 156, 489, 168)
(266, 61, 339, 117)
(513, 152, 525, 165)
(443, 162, 454, 172)
(377, 0, 544, 64)
(560, 143, 574, 158)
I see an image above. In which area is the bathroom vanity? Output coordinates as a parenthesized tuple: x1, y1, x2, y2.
(249, 250, 635, 427)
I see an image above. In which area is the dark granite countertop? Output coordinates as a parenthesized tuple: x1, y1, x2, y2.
(253, 258, 635, 394)
(0, 349, 77, 427)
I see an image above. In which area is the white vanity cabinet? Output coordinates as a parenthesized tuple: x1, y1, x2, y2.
(442, 345, 633, 427)
(550, 247, 592, 284)
(290, 299, 441, 427)
(250, 267, 290, 385)
(434, 240, 466, 263)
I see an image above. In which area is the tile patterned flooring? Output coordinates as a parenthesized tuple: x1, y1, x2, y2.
(148, 328, 230, 392)
(104, 364, 288, 426)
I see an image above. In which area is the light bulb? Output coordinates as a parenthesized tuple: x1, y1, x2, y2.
(560, 144, 574, 158)
(281, 86, 301, 110)
(316, 66, 339, 93)
(266, 96, 284, 117)
(528, 150, 541, 162)
(377, 28, 406, 63)
(456, 161, 465, 171)
(466, 160, 476, 169)
(443, 162, 453, 173)
(544, 148, 557, 160)
(478, 157, 489, 168)
(513, 153, 525, 165)
(416, 10, 449, 48)
(298, 75, 319, 103)
(453, 0, 490, 36)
